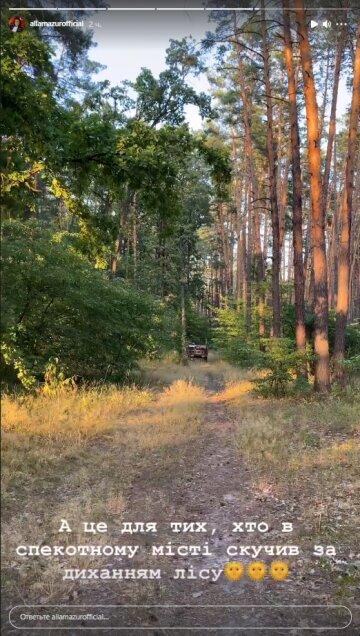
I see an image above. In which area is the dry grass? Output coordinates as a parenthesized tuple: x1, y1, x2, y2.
(1, 378, 206, 604)
(223, 378, 360, 601)
(3, 360, 359, 607)
(141, 354, 251, 390)
(232, 389, 360, 490)
(2, 384, 152, 438)
(230, 384, 360, 598)
(210, 378, 255, 404)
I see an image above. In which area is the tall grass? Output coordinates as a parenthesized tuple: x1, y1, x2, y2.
(2, 385, 152, 439)
(1, 379, 206, 604)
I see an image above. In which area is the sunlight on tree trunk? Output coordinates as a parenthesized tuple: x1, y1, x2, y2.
(334, 20, 360, 377)
(295, 0, 330, 392)
(261, 0, 281, 338)
(283, 0, 306, 372)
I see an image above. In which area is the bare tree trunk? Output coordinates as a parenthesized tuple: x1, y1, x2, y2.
(295, 0, 330, 392)
(279, 63, 300, 251)
(283, 0, 306, 368)
(218, 202, 231, 296)
(334, 20, 360, 374)
(322, 23, 347, 217)
(231, 136, 245, 310)
(261, 0, 281, 337)
(349, 152, 360, 320)
(245, 181, 252, 333)
(319, 45, 331, 140)
(263, 212, 269, 265)
(131, 192, 138, 282)
(180, 279, 188, 365)
(236, 41, 265, 334)
(111, 190, 131, 277)
(229, 212, 234, 294)
(279, 139, 291, 250)
(328, 135, 339, 309)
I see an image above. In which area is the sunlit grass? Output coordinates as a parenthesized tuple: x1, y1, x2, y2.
(2, 385, 153, 439)
(232, 382, 360, 583)
(140, 353, 251, 389)
(1, 378, 206, 604)
(290, 440, 360, 470)
(210, 378, 254, 403)
(3, 361, 359, 607)
(157, 378, 206, 406)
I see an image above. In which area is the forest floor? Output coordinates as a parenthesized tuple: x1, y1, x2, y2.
(1, 357, 360, 635)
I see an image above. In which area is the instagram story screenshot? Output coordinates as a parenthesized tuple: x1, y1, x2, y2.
(1, 0, 360, 634)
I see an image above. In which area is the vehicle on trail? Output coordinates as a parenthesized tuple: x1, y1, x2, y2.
(187, 343, 208, 362)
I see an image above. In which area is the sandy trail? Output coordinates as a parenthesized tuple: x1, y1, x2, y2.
(75, 368, 355, 636)
(4, 367, 357, 635)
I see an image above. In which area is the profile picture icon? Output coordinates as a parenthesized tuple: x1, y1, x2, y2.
(8, 15, 26, 32)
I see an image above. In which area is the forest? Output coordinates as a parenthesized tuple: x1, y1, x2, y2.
(1, 1, 359, 395)
(1, 1, 360, 629)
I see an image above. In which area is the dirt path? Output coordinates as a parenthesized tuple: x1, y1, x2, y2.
(4, 367, 357, 635)
(78, 370, 357, 636)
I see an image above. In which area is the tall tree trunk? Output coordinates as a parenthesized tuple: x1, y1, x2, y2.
(279, 138, 291, 250)
(279, 63, 300, 250)
(334, 20, 360, 374)
(131, 192, 138, 282)
(322, 23, 346, 217)
(218, 202, 231, 296)
(263, 212, 269, 264)
(111, 190, 131, 277)
(349, 152, 360, 321)
(245, 181, 252, 333)
(283, 0, 306, 366)
(295, 0, 330, 392)
(304, 217, 315, 310)
(318, 45, 331, 140)
(229, 211, 234, 294)
(261, 0, 281, 337)
(328, 135, 339, 309)
(180, 279, 188, 365)
(230, 127, 244, 307)
(236, 42, 264, 332)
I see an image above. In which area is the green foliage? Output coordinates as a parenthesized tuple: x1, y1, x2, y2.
(212, 305, 265, 367)
(1, 334, 37, 390)
(132, 38, 211, 127)
(1, 220, 161, 387)
(186, 306, 212, 345)
(300, 428, 321, 449)
(148, 303, 212, 360)
(339, 354, 360, 379)
(195, 134, 232, 199)
(283, 305, 360, 361)
(42, 357, 76, 396)
(3, 5, 356, 394)
(328, 316, 360, 358)
(281, 303, 314, 341)
(254, 338, 313, 398)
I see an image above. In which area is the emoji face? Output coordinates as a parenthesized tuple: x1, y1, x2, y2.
(247, 561, 267, 581)
(270, 561, 289, 581)
(224, 562, 244, 581)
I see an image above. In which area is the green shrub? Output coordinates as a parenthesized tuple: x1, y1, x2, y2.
(186, 305, 212, 345)
(328, 316, 360, 358)
(282, 305, 360, 360)
(212, 305, 265, 368)
(1, 220, 163, 387)
(340, 354, 360, 375)
(254, 338, 313, 397)
(300, 428, 321, 449)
